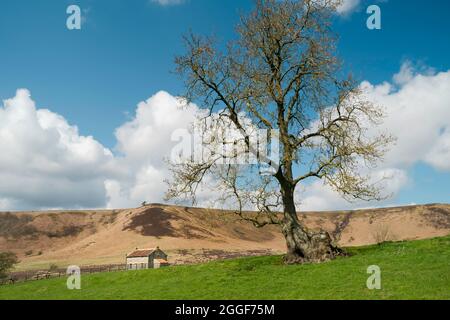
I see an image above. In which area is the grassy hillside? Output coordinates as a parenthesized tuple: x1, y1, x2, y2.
(1, 236, 449, 300)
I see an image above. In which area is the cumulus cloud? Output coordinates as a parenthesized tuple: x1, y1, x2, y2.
(299, 62, 450, 210)
(104, 91, 200, 208)
(0, 89, 211, 211)
(0, 89, 114, 210)
(424, 127, 450, 171)
(363, 64, 450, 169)
(1, 62, 449, 211)
(298, 168, 409, 211)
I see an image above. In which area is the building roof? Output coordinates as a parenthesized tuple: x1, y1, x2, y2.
(126, 248, 157, 258)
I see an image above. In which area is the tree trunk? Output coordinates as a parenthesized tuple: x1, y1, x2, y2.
(280, 186, 345, 264)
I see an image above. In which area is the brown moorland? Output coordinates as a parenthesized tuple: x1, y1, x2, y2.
(0, 203, 449, 271)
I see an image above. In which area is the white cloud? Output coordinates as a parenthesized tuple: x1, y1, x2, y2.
(1, 62, 449, 211)
(424, 127, 450, 171)
(97, 64, 450, 211)
(298, 62, 450, 210)
(392, 61, 415, 86)
(150, 0, 186, 6)
(299, 168, 409, 211)
(335, 0, 360, 15)
(363, 64, 450, 169)
(312, 0, 361, 15)
(151, 0, 359, 14)
(104, 91, 200, 208)
(0, 89, 114, 210)
(0, 89, 206, 211)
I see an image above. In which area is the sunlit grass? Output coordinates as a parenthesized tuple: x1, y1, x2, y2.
(1, 236, 449, 300)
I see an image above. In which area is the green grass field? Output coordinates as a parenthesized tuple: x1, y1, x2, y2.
(1, 236, 449, 300)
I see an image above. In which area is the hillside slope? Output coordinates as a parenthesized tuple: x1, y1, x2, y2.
(1, 236, 449, 300)
(0, 203, 449, 270)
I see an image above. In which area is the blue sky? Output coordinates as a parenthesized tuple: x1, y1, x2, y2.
(0, 0, 449, 210)
(1, 0, 449, 147)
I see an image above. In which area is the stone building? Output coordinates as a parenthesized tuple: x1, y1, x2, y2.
(126, 247, 169, 270)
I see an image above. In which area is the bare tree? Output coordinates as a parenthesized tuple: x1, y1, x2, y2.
(166, 0, 393, 264)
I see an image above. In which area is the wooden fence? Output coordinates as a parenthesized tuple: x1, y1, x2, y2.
(1, 264, 127, 286)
